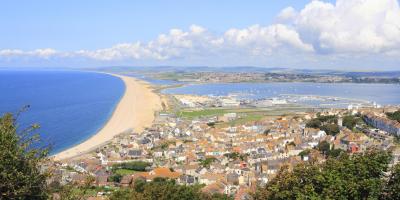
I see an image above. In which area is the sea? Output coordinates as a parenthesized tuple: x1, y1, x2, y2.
(162, 82, 400, 106)
(0, 70, 125, 154)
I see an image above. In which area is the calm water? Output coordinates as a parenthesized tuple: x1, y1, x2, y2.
(163, 82, 400, 105)
(0, 70, 125, 154)
(128, 74, 181, 85)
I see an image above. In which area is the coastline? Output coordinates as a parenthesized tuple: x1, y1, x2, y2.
(53, 73, 161, 160)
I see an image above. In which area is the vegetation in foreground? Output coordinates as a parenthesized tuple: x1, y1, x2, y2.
(254, 150, 400, 200)
(110, 178, 232, 200)
(0, 112, 50, 199)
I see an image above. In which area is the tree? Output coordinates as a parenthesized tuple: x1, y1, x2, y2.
(0, 113, 50, 199)
(386, 110, 400, 122)
(305, 118, 321, 128)
(254, 150, 392, 200)
(109, 178, 232, 200)
(343, 115, 359, 130)
(199, 157, 217, 168)
(383, 163, 400, 200)
(54, 175, 95, 200)
(321, 123, 340, 136)
(316, 141, 330, 155)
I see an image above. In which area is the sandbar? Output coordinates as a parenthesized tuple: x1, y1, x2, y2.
(53, 73, 161, 160)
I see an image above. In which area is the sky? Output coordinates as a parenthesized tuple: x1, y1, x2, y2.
(0, 0, 399, 71)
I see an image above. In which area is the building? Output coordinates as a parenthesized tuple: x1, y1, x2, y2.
(363, 113, 400, 136)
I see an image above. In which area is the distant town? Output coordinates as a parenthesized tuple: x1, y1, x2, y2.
(152, 71, 400, 84)
(106, 66, 400, 84)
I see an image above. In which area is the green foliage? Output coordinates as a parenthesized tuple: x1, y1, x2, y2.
(199, 157, 217, 168)
(316, 141, 345, 158)
(114, 168, 137, 175)
(306, 115, 338, 129)
(386, 110, 400, 122)
(254, 150, 393, 200)
(327, 148, 345, 158)
(178, 109, 227, 119)
(109, 178, 232, 200)
(316, 141, 330, 155)
(305, 118, 322, 128)
(343, 115, 360, 130)
(112, 161, 151, 172)
(108, 173, 123, 183)
(298, 149, 311, 157)
(320, 123, 340, 136)
(52, 176, 98, 200)
(383, 163, 400, 200)
(224, 152, 247, 161)
(224, 152, 240, 160)
(0, 113, 50, 199)
(317, 115, 338, 124)
(306, 115, 339, 135)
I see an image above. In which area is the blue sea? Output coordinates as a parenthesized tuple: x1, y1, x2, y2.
(0, 70, 125, 154)
(163, 82, 400, 106)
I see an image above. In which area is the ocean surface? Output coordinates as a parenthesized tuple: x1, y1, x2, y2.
(162, 82, 400, 106)
(0, 70, 125, 154)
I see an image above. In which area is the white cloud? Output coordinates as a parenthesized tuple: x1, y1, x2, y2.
(1, 0, 400, 69)
(0, 48, 57, 58)
(294, 0, 400, 54)
(276, 6, 298, 23)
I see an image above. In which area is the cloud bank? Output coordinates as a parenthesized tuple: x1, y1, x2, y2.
(1, 0, 400, 70)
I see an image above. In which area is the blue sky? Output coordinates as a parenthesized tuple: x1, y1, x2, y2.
(1, 0, 399, 70)
(1, 0, 326, 51)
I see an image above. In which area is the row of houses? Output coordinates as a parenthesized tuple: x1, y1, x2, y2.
(363, 113, 400, 136)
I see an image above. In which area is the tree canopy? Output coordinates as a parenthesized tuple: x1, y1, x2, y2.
(0, 113, 50, 199)
(386, 110, 400, 122)
(109, 178, 232, 200)
(254, 150, 400, 200)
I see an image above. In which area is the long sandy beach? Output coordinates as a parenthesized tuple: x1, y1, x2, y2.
(54, 73, 161, 160)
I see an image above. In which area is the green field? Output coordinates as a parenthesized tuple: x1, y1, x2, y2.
(114, 168, 138, 176)
(178, 109, 228, 118)
(177, 106, 309, 119)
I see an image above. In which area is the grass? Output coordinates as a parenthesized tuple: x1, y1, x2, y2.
(231, 113, 264, 124)
(155, 72, 196, 81)
(177, 106, 310, 121)
(178, 109, 228, 118)
(114, 168, 138, 176)
(70, 186, 116, 197)
(177, 107, 266, 119)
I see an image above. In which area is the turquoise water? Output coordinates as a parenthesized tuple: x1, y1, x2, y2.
(0, 70, 125, 154)
(163, 82, 400, 106)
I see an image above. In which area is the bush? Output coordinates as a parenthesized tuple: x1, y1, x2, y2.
(112, 161, 151, 172)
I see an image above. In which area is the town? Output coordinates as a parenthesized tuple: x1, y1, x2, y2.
(49, 92, 400, 199)
(147, 71, 400, 84)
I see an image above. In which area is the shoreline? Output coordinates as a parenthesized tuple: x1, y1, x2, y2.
(53, 73, 162, 160)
